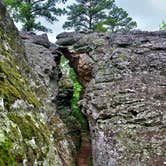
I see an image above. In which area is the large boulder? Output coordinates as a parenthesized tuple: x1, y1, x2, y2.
(0, 2, 76, 165)
(57, 31, 166, 166)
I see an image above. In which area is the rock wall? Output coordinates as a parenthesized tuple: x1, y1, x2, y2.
(1, 0, 166, 165)
(0, 2, 76, 165)
(56, 31, 166, 165)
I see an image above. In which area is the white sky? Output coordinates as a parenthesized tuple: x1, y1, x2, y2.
(15, 0, 166, 42)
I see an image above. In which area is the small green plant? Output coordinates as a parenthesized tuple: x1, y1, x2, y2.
(160, 21, 166, 30)
(88, 156, 94, 166)
(0, 139, 17, 166)
(70, 69, 87, 129)
(60, 55, 87, 130)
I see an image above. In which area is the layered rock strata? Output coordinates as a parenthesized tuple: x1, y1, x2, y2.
(57, 31, 166, 166)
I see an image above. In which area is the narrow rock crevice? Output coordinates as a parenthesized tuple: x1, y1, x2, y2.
(56, 54, 93, 165)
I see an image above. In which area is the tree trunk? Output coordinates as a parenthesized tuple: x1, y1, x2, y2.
(88, 0, 92, 30)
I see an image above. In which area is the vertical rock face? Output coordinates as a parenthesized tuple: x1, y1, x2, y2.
(56, 31, 166, 165)
(0, 2, 76, 166)
(20, 32, 60, 106)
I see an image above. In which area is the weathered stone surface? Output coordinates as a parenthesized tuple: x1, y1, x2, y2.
(57, 31, 166, 165)
(20, 32, 51, 48)
(0, 2, 76, 166)
(20, 32, 61, 102)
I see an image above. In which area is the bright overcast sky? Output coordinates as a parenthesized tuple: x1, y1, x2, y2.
(16, 0, 166, 42)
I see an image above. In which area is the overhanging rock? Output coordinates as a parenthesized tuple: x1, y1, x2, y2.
(56, 31, 166, 166)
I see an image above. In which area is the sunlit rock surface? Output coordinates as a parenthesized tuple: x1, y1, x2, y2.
(0, 2, 76, 165)
(57, 31, 166, 166)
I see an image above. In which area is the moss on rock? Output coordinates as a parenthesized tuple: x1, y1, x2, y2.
(0, 139, 17, 166)
(0, 4, 76, 166)
(0, 112, 68, 165)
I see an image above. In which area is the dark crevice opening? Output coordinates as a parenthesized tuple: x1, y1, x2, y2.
(55, 53, 93, 165)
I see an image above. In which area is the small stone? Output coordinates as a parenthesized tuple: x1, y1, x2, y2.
(0, 97, 4, 111)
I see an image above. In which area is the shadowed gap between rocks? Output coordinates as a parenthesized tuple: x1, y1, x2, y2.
(56, 53, 93, 166)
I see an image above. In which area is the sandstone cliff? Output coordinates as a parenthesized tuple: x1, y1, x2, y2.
(57, 31, 166, 166)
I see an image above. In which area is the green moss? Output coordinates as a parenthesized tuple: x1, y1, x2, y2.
(0, 25, 41, 109)
(5, 112, 52, 164)
(0, 112, 56, 165)
(0, 15, 67, 165)
(119, 53, 127, 60)
(0, 139, 17, 166)
(0, 59, 40, 108)
(25, 91, 40, 108)
(8, 113, 49, 144)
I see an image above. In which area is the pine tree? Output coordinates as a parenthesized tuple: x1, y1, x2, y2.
(63, 0, 137, 32)
(4, 0, 67, 32)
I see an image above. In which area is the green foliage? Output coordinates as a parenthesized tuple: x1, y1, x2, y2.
(4, 0, 67, 32)
(69, 69, 86, 128)
(60, 55, 87, 129)
(0, 139, 17, 166)
(94, 22, 108, 32)
(63, 0, 137, 32)
(160, 21, 166, 30)
(88, 156, 94, 166)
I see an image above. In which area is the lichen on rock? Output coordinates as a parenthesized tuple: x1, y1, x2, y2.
(0, 2, 76, 166)
(57, 31, 166, 165)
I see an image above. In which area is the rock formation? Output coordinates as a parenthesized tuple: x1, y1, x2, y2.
(0, 0, 166, 165)
(57, 31, 166, 165)
(0, 2, 76, 165)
